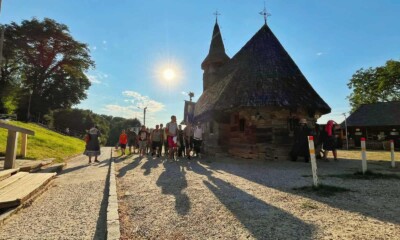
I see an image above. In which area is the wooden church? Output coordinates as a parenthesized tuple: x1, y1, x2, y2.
(192, 18, 331, 160)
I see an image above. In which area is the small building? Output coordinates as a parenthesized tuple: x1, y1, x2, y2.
(343, 101, 400, 149)
(192, 19, 330, 160)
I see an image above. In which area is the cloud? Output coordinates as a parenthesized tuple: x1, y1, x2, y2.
(122, 91, 165, 113)
(86, 74, 101, 84)
(85, 71, 109, 84)
(102, 40, 107, 45)
(92, 46, 97, 51)
(316, 52, 324, 56)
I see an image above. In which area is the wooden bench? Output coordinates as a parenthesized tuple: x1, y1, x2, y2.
(0, 121, 35, 169)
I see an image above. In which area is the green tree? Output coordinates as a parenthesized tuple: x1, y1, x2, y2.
(0, 18, 94, 119)
(106, 117, 141, 146)
(347, 60, 400, 112)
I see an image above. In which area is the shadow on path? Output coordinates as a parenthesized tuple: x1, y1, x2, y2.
(206, 159, 400, 224)
(187, 160, 314, 239)
(141, 157, 162, 175)
(156, 161, 190, 215)
(117, 156, 143, 178)
(93, 158, 110, 240)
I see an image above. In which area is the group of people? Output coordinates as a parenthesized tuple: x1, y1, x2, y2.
(290, 119, 339, 162)
(117, 115, 204, 161)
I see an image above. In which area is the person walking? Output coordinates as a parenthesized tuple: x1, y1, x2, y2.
(119, 129, 128, 156)
(184, 123, 193, 159)
(323, 120, 338, 161)
(137, 126, 149, 157)
(127, 127, 137, 154)
(166, 115, 178, 161)
(177, 125, 185, 157)
(160, 123, 167, 156)
(84, 125, 101, 164)
(151, 125, 163, 157)
(193, 122, 203, 158)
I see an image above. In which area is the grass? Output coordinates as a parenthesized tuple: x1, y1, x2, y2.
(336, 149, 396, 162)
(328, 170, 400, 180)
(0, 121, 85, 162)
(293, 184, 351, 197)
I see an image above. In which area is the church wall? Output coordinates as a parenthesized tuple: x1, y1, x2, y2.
(224, 107, 315, 161)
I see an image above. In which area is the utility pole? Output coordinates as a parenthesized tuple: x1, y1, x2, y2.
(143, 107, 147, 126)
(138, 106, 148, 126)
(343, 113, 349, 150)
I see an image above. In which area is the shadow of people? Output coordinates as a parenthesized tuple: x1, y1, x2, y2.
(206, 159, 400, 224)
(156, 161, 190, 215)
(141, 157, 162, 175)
(203, 176, 315, 239)
(117, 156, 143, 178)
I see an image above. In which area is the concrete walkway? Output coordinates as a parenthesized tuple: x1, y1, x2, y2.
(0, 148, 111, 240)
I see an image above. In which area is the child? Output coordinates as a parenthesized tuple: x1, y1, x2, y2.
(119, 129, 128, 156)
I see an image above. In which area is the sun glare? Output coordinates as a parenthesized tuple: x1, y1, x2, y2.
(163, 68, 176, 81)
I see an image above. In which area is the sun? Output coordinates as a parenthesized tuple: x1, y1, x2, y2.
(162, 68, 176, 81)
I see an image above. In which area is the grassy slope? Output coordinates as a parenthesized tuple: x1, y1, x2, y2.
(0, 121, 85, 162)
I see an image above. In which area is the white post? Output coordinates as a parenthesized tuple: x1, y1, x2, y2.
(390, 140, 395, 168)
(308, 136, 319, 187)
(361, 137, 367, 174)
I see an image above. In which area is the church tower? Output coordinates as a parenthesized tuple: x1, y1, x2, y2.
(201, 19, 230, 91)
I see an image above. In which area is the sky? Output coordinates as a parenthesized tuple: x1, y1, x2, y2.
(2, 0, 400, 127)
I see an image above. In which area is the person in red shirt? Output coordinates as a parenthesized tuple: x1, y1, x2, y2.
(119, 129, 128, 156)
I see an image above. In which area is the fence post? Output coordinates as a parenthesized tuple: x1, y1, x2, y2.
(5, 130, 19, 169)
(308, 136, 319, 187)
(390, 140, 395, 168)
(361, 137, 367, 174)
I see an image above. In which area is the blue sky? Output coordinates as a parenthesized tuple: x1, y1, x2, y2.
(3, 0, 400, 127)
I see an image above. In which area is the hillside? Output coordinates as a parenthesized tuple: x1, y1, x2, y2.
(0, 121, 85, 162)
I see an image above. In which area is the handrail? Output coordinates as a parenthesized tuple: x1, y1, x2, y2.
(0, 121, 35, 136)
(0, 120, 36, 169)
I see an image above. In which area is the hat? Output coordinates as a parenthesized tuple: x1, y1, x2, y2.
(299, 118, 307, 124)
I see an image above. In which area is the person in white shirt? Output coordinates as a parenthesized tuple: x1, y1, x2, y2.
(166, 115, 178, 160)
(193, 122, 203, 158)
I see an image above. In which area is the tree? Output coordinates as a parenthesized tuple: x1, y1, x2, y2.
(347, 60, 400, 112)
(0, 18, 94, 119)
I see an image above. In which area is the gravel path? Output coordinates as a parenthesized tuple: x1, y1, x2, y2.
(116, 154, 400, 239)
(0, 148, 111, 240)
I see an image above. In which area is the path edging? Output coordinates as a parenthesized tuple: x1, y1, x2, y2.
(107, 151, 121, 240)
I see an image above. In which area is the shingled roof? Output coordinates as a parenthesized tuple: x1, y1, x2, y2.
(201, 22, 230, 70)
(344, 102, 400, 127)
(195, 23, 331, 118)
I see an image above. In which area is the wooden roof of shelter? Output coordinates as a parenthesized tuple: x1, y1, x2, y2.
(343, 102, 400, 127)
(195, 23, 331, 119)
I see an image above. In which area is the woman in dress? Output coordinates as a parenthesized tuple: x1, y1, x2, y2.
(84, 125, 101, 163)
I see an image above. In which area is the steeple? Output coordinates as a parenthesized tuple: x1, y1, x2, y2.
(201, 20, 230, 91)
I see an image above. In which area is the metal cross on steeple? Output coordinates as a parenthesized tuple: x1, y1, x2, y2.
(259, 2, 271, 25)
(213, 10, 221, 23)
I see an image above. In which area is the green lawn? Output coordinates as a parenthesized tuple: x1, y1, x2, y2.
(0, 121, 85, 162)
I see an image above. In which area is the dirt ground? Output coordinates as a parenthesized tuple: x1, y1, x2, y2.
(115, 151, 400, 240)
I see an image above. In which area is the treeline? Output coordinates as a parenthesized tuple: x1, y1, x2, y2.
(0, 18, 93, 121)
(0, 17, 141, 145)
(45, 108, 141, 146)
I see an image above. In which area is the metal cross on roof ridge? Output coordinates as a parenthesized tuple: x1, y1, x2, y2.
(213, 10, 221, 23)
(259, 2, 271, 25)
